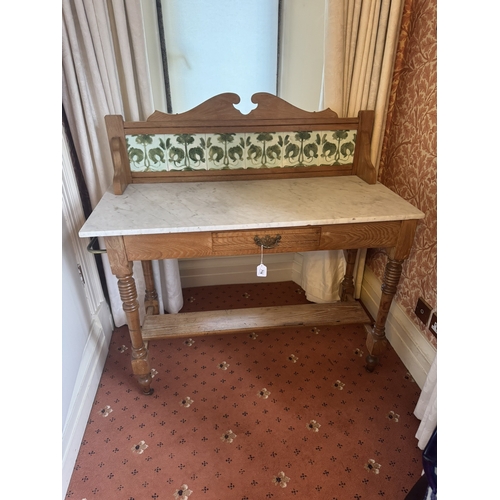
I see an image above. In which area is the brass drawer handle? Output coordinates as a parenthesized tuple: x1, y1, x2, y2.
(254, 234, 281, 249)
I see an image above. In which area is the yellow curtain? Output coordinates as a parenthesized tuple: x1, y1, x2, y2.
(326, 0, 405, 166)
(323, 0, 405, 298)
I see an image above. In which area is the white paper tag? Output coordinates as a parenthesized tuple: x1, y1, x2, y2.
(257, 263, 267, 277)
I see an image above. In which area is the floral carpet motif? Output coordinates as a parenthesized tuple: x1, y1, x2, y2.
(66, 282, 422, 499)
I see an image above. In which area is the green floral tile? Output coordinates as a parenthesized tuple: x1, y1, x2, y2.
(281, 131, 322, 167)
(125, 130, 357, 173)
(127, 134, 167, 172)
(206, 133, 246, 170)
(246, 132, 282, 169)
(319, 130, 357, 166)
(165, 133, 207, 171)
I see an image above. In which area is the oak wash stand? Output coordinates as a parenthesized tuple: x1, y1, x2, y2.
(79, 93, 424, 395)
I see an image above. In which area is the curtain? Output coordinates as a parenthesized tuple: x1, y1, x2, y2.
(300, 0, 405, 302)
(62, 0, 183, 327)
(414, 355, 437, 450)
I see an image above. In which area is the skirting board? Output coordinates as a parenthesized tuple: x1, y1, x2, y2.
(360, 267, 436, 389)
(62, 303, 113, 499)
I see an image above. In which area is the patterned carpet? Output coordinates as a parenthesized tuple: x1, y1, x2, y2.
(66, 281, 423, 499)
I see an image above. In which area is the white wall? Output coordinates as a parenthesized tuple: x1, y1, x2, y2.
(62, 131, 114, 499)
(62, 213, 92, 428)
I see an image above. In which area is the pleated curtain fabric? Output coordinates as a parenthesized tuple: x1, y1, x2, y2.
(62, 0, 184, 326)
(300, 0, 404, 302)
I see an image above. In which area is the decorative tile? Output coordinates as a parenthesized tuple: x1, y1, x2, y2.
(206, 133, 246, 170)
(165, 133, 207, 171)
(245, 132, 282, 169)
(125, 130, 358, 173)
(126, 134, 167, 172)
(282, 131, 322, 167)
(319, 130, 357, 165)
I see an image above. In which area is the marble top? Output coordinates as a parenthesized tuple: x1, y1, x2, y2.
(79, 176, 424, 237)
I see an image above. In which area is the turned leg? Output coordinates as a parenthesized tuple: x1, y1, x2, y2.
(340, 249, 358, 301)
(365, 257, 403, 372)
(365, 220, 418, 372)
(105, 237, 154, 395)
(141, 260, 159, 315)
(116, 271, 154, 394)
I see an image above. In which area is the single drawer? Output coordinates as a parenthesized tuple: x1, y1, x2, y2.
(319, 221, 401, 250)
(212, 227, 321, 256)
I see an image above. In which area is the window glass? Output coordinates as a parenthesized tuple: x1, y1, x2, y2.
(160, 0, 279, 114)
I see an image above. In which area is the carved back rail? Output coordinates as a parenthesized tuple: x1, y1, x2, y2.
(105, 92, 376, 194)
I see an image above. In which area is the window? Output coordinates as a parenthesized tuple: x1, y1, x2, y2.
(156, 0, 280, 114)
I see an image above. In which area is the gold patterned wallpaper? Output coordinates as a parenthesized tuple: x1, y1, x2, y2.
(367, 0, 437, 347)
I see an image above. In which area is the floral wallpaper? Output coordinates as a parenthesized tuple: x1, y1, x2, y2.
(367, 0, 437, 347)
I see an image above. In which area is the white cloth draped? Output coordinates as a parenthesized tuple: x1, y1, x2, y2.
(300, 250, 346, 303)
(414, 355, 437, 450)
(62, 0, 183, 326)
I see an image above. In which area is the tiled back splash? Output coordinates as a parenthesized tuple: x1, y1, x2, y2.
(126, 130, 357, 172)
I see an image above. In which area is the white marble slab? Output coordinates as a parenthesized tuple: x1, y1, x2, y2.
(79, 176, 424, 237)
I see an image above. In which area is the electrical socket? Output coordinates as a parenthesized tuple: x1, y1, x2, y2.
(429, 312, 437, 337)
(415, 298, 432, 326)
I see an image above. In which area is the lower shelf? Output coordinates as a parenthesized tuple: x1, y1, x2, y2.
(142, 301, 371, 341)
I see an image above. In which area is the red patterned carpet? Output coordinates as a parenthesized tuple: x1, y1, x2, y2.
(66, 282, 423, 499)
